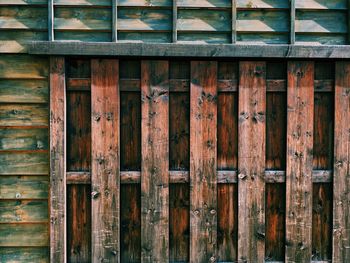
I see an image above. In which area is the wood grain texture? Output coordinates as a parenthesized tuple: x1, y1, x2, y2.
(141, 60, 169, 262)
(237, 61, 266, 263)
(0, 176, 48, 199)
(190, 61, 217, 262)
(0, 128, 48, 151)
(49, 56, 66, 263)
(286, 61, 314, 262)
(0, 200, 48, 223)
(0, 247, 49, 263)
(333, 61, 350, 263)
(91, 59, 120, 262)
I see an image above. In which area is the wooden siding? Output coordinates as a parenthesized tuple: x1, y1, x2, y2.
(0, 55, 49, 261)
(1, 1, 350, 52)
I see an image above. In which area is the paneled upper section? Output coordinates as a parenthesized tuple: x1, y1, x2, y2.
(0, 0, 349, 52)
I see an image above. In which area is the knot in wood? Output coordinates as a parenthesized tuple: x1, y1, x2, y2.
(15, 193, 21, 198)
(210, 209, 216, 215)
(106, 112, 113, 121)
(111, 250, 117, 256)
(209, 256, 216, 262)
(238, 173, 247, 180)
(193, 209, 200, 216)
(297, 71, 304, 78)
(94, 114, 101, 122)
(91, 191, 100, 199)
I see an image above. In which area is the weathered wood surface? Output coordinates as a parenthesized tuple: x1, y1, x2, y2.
(0, 200, 48, 223)
(0, 176, 48, 199)
(0, 128, 48, 151)
(0, 104, 48, 126)
(237, 61, 266, 262)
(141, 60, 169, 262)
(29, 41, 350, 58)
(190, 61, 217, 262)
(91, 59, 120, 262)
(333, 61, 350, 263)
(49, 56, 66, 263)
(0, 152, 48, 174)
(286, 61, 314, 262)
(0, 247, 49, 263)
(0, 224, 49, 247)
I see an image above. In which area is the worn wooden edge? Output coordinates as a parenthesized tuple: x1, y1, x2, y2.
(112, 0, 117, 42)
(66, 170, 332, 184)
(28, 41, 350, 58)
(290, 0, 296, 44)
(173, 0, 177, 42)
(48, 0, 54, 41)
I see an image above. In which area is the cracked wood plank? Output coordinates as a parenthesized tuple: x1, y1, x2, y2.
(91, 59, 120, 262)
(49, 56, 66, 263)
(141, 60, 169, 263)
(333, 61, 350, 263)
(285, 61, 314, 262)
(190, 61, 218, 263)
(237, 61, 266, 262)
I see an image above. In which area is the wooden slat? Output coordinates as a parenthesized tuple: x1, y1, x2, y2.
(190, 61, 217, 262)
(333, 61, 350, 263)
(49, 56, 66, 263)
(0, 128, 48, 151)
(141, 60, 169, 262)
(0, 176, 48, 199)
(91, 59, 120, 262)
(237, 0, 289, 9)
(49, 0, 54, 40)
(0, 152, 48, 175)
(173, 0, 177, 42)
(0, 200, 48, 223)
(112, 0, 118, 41)
(232, 0, 236, 43)
(237, 61, 266, 262)
(291, 0, 295, 44)
(285, 61, 314, 262)
(0, 247, 49, 263)
(348, 0, 350, 44)
(295, 0, 347, 10)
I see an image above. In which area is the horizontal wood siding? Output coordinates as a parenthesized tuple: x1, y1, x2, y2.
(0, 54, 49, 261)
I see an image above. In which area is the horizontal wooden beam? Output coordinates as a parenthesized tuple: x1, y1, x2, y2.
(29, 41, 350, 58)
(67, 78, 333, 93)
(66, 170, 332, 184)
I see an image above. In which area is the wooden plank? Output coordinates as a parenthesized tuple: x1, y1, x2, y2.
(0, 247, 49, 263)
(232, 0, 237, 43)
(0, 200, 48, 223)
(49, 57, 66, 263)
(112, 0, 118, 41)
(237, 0, 289, 9)
(348, 0, 350, 44)
(0, 32, 47, 53)
(0, 104, 48, 127)
(0, 79, 48, 103)
(118, 0, 171, 6)
(49, 0, 54, 40)
(0, 152, 48, 175)
(29, 41, 350, 58)
(333, 61, 350, 263)
(177, 0, 231, 8)
(173, 0, 177, 42)
(0, 6, 47, 30)
(91, 59, 120, 262)
(141, 60, 169, 262)
(296, 0, 347, 10)
(0, 176, 48, 199)
(0, 128, 48, 151)
(285, 61, 314, 262)
(190, 61, 217, 262)
(291, 0, 295, 44)
(0, 224, 48, 247)
(0, 0, 47, 4)
(54, 0, 111, 6)
(237, 61, 266, 262)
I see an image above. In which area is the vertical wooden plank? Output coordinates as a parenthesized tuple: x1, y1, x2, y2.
(50, 56, 66, 262)
(112, 0, 118, 42)
(290, 0, 296, 44)
(48, 0, 54, 41)
(190, 61, 218, 263)
(91, 59, 120, 262)
(141, 60, 169, 262)
(286, 61, 314, 262)
(173, 0, 177, 42)
(237, 61, 266, 263)
(333, 61, 350, 263)
(348, 0, 350, 44)
(232, 0, 237, 43)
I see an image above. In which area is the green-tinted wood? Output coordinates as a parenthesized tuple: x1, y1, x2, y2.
(0, 104, 48, 127)
(118, 9, 172, 31)
(0, 55, 48, 79)
(178, 0, 231, 8)
(55, 31, 111, 42)
(119, 0, 171, 6)
(0, 6, 47, 30)
(0, 247, 49, 263)
(177, 33, 231, 43)
(0, 153, 48, 175)
(296, 0, 347, 10)
(0, 224, 48, 247)
(0, 0, 47, 4)
(237, 33, 289, 44)
(0, 79, 48, 103)
(0, 176, 48, 199)
(54, 0, 111, 6)
(296, 34, 347, 45)
(0, 32, 47, 53)
(237, 0, 289, 8)
(0, 128, 48, 151)
(0, 200, 48, 223)
(118, 32, 172, 42)
(296, 11, 347, 33)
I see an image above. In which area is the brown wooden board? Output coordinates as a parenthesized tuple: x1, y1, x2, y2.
(238, 61, 266, 262)
(141, 60, 169, 262)
(333, 61, 350, 263)
(190, 61, 218, 262)
(286, 61, 314, 262)
(91, 59, 120, 262)
(49, 56, 66, 263)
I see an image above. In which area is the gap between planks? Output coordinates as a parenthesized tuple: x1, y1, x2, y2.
(66, 170, 332, 184)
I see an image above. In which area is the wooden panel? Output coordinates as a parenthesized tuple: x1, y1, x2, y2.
(0, 0, 47, 4)
(55, 0, 111, 6)
(237, 0, 289, 8)
(0, 200, 48, 223)
(286, 61, 314, 262)
(0, 224, 48, 247)
(296, 0, 347, 10)
(0, 32, 47, 53)
(91, 59, 120, 262)
(237, 11, 289, 32)
(119, 0, 171, 7)
(0, 6, 47, 30)
(333, 61, 350, 263)
(190, 61, 217, 262)
(296, 11, 347, 33)
(177, 32, 231, 44)
(238, 61, 266, 262)
(0, 128, 48, 151)
(49, 57, 66, 263)
(55, 31, 111, 42)
(0, 104, 48, 127)
(141, 60, 169, 262)
(118, 32, 172, 43)
(178, 0, 231, 8)
(0, 176, 48, 199)
(0, 79, 48, 103)
(0, 247, 49, 263)
(67, 185, 91, 263)
(0, 152, 48, 175)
